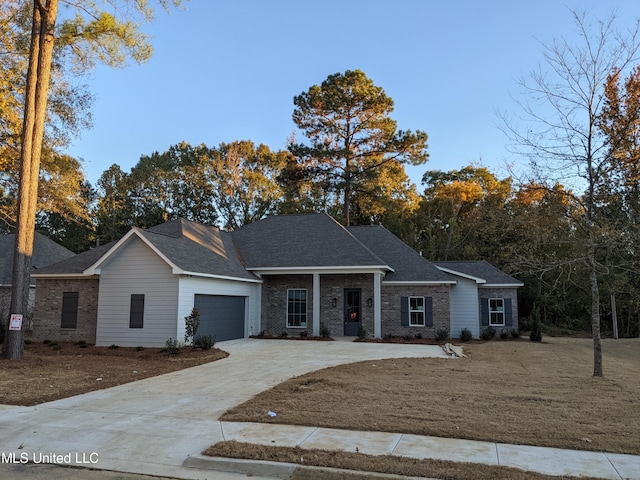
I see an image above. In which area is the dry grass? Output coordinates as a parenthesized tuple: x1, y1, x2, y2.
(222, 337, 640, 455)
(205, 441, 603, 480)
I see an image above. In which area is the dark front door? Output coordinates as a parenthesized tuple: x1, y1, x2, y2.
(344, 288, 361, 336)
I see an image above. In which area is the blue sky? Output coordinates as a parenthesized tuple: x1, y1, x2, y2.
(66, 0, 640, 190)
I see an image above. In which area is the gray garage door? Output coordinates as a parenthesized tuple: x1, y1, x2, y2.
(194, 295, 246, 342)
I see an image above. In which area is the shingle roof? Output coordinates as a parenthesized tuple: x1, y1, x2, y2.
(34, 241, 115, 275)
(230, 214, 389, 269)
(0, 232, 75, 285)
(348, 225, 455, 283)
(142, 219, 258, 280)
(434, 260, 523, 286)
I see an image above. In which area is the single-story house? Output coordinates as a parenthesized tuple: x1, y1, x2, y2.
(32, 214, 522, 346)
(1, 232, 75, 328)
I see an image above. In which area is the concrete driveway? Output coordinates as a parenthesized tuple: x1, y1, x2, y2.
(0, 339, 447, 479)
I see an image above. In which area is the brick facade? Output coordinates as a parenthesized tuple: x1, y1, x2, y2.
(32, 278, 99, 343)
(0, 286, 36, 330)
(381, 284, 451, 338)
(260, 273, 451, 339)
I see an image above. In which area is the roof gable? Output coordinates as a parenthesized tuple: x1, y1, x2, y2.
(434, 261, 523, 286)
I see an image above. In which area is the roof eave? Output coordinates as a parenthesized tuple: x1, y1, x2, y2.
(248, 265, 393, 275)
(180, 271, 262, 283)
(435, 266, 486, 284)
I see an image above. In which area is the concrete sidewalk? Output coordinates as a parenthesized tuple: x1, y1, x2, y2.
(188, 421, 640, 480)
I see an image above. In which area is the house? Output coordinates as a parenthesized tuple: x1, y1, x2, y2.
(31, 214, 522, 346)
(0, 232, 75, 328)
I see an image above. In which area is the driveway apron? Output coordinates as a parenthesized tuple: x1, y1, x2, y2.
(0, 339, 447, 477)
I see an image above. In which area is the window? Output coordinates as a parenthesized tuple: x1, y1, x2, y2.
(129, 294, 145, 329)
(409, 296, 425, 326)
(287, 289, 307, 327)
(489, 298, 505, 326)
(401, 296, 433, 327)
(60, 292, 79, 329)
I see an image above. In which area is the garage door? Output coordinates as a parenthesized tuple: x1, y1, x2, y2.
(194, 295, 246, 342)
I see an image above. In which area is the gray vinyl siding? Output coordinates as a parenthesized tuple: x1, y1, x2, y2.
(96, 237, 178, 347)
(449, 277, 480, 338)
(177, 276, 260, 340)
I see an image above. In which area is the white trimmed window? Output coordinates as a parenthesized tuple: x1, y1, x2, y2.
(409, 296, 425, 326)
(489, 298, 505, 326)
(287, 289, 307, 327)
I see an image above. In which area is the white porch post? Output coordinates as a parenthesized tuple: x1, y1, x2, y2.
(313, 273, 320, 336)
(374, 272, 382, 338)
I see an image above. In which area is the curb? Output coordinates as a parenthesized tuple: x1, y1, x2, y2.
(183, 454, 434, 479)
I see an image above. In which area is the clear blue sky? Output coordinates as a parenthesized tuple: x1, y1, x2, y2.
(66, 0, 640, 190)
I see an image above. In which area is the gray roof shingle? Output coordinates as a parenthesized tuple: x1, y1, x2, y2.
(0, 232, 75, 285)
(348, 225, 455, 283)
(231, 214, 388, 269)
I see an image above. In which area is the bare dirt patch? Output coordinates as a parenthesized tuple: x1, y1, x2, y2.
(0, 341, 228, 406)
(221, 337, 640, 455)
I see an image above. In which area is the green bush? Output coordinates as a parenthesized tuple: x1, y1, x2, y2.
(480, 327, 496, 340)
(319, 323, 331, 338)
(194, 334, 215, 351)
(357, 325, 367, 339)
(163, 338, 180, 355)
(108, 344, 119, 349)
(460, 328, 473, 342)
(500, 330, 509, 340)
(434, 328, 449, 341)
(135, 346, 144, 351)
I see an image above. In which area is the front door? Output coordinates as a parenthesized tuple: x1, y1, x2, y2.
(344, 288, 361, 336)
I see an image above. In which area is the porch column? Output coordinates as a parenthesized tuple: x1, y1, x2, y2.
(313, 273, 320, 336)
(374, 272, 382, 338)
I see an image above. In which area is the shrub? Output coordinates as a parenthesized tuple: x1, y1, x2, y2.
(480, 327, 496, 340)
(357, 325, 367, 339)
(194, 334, 215, 350)
(530, 303, 543, 342)
(414, 333, 422, 340)
(163, 338, 180, 355)
(51, 344, 61, 351)
(108, 344, 119, 349)
(511, 329, 520, 339)
(460, 328, 473, 342)
(24, 338, 32, 345)
(500, 330, 509, 340)
(280, 331, 288, 337)
(135, 346, 144, 351)
(43, 339, 51, 345)
(319, 323, 331, 338)
(434, 328, 449, 341)
(184, 308, 200, 344)
(299, 330, 308, 338)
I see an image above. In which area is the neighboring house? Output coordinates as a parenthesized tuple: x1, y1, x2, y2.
(0, 232, 75, 328)
(32, 214, 522, 346)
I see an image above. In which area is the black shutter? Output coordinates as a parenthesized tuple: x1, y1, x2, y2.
(504, 298, 513, 327)
(480, 298, 489, 326)
(424, 296, 433, 327)
(400, 296, 409, 326)
(60, 292, 79, 329)
(130, 294, 145, 329)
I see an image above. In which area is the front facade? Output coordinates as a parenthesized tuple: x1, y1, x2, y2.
(32, 215, 522, 346)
